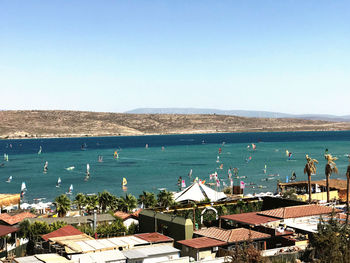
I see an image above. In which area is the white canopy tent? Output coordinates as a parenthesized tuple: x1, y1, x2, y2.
(174, 182, 226, 203)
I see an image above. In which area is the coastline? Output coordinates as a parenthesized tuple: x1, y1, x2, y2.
(1, 110, 350, 140)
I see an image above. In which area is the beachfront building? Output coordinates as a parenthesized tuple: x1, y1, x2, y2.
(277, 178, 348, 203)
(0, 212, 36, 227)
(114, 211, 139, 229)
(122, 244, 180, 263)
(139, 210, 193, 241)
(0, 225, 20, 260)
(177, 237, 227, 261)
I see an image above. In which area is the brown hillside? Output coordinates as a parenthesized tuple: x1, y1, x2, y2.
(1, 110, 350, 139)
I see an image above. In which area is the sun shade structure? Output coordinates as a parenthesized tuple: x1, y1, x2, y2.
(0, 193, 20, 207)
(174, 182, 226, 203)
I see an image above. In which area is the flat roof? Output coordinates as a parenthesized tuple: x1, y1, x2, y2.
(221, 212, 279, 226)
(122, 245, 179, 259)
(177, 237, 227, 249)
(135, 232, 173, 243)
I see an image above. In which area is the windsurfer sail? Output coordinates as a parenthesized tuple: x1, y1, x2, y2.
(122, 178, 127, 188)
(216, 156, 220, 163)
(252, 143, 256, 150)
(67, 184, 73, 195)
(4, 154, 8, 162)
(218, 148, 222, 154)
(263, 164, 267, 174)
(38, 146, 42, 155)
(181, 179, 186, 188)
(114, 151, 119, 159)
(21, 182, 27, 197)
(85, 164, 90, 181)
(43, 161, 48, 173)
(98, 156, 103, 162)
(6, 176, 12, 183)
(56, 177, 61, 188)
(188, 169, 193, 178)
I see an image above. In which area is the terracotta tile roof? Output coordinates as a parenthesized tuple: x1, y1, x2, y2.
(114, 211, 132, 220)
(135, 232, 173, 243)
(0, 212, 36, 225)
(221, 212, 279, 226)
(0, 225, 19, 236)
(258, 204, 340, 219)
(177, 237, 227, 249)
(41, 225, 84, 241)
(194, 227, 270, 243)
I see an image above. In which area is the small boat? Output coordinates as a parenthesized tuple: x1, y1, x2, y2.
(38, 146, 42, 155)
(65, 166, 75, 171)
(43, 161, 48, 173)
(66, 184, 73, 195)
(6, 176, 12, 183)
(56, 177, 61, 188)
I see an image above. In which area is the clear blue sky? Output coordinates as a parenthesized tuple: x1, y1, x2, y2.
(1, 1, 349, 115)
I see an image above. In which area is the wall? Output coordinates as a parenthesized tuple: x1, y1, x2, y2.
(296, 191, 338, 202)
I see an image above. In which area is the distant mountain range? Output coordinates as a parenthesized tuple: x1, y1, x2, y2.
(126, 108, 350, 122)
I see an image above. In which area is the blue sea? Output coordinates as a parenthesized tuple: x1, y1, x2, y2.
(0, 131, 350, 203)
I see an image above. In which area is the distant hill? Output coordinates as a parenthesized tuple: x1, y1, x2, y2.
(2, 110, 350, 139)
(126, 108, 350, 122)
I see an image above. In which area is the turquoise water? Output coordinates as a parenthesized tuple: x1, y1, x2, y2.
(0, 131, 350, 202)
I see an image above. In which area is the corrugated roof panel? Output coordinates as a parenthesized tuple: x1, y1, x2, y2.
(97, 238, 117, 248)
(89, 250, 126, 261)
(84, 239, 106, 250)
(107, 237, 129, 247)
(122, 249, 148, 259)
(70, 254, 95, 263)
(13, 256, 42, 263)
(76, 240, 95, 252)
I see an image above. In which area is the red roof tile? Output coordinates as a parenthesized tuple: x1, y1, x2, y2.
(41, 225, 84, 241)
(221, 212, 279, 226)
(132, 209, 143, 218)
(114, 211, 132, 220)
(0, 225, 19, 236)
(195, 227, 270, 243)
(258, 205, 340, 219)
(177, 237, 227, 249)
(0, 212, 36, 225)
(135, 232, 173, 243)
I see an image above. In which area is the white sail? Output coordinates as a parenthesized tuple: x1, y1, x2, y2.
(44, 161, 48, 172)
(86, 163, 90, 173)
(69, 184, 73, 192)
(21, 182, 27, 191)
(6, 176, 12, 183)
(38, 146, 42, 154)
(58, 177, 61, 184)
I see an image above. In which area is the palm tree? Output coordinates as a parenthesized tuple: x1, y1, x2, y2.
(346, 162, 350, 225)
(85, 194, 99, 214)
(98, 190, 114, 213)
(324, 153, 338, 203)
(157, 190, 175, 208)
(54, 194, 71, 217)
(109, 195, 121, 211)
(138, 191, 157, 208)
(74, 193, 87, 215)
(304, 155, 318, 203)
(119, 194, 137, 213)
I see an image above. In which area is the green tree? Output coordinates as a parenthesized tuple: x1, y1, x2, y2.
(304, 154, 318, 203)
(109, 195, 121, 211)
(119, 194, 137, 213)
(50, 221, 67, 231)
(98, 190, 114, 213)
(138, 191, 157, 208)
(74, 193, 87, 215)
(157, 190, 175, 208)
(85, 194, 99, 213)
(54, 194, 71, 217)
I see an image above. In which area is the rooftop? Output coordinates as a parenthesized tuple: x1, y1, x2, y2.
(135, 232, 174, 243)
(221, 212, 279, 226)
(258, 204, 340, 219)
(194, 227, 270, 243)
(122, 245, 179, 259)
(70, 250, 126, 263)
(42, 225, 84, 241)
(0, 212, 36, 225)
(114, 211, 132, 220)
(279, 179, 348, 190)
(177, 237, 227, 249)
(26, 213, 115, 225)
(0, 193, 20, 207)
(0, 225, 19, 236)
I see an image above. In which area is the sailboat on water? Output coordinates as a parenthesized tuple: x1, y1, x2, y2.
(38, 146, 42, 155)
(122, 177, 127, 190)
(66, 184, 73, 195)
(4, 154, 8, 162)
(114, 150, 119, 159)
(56, 177, 61, 188)
(6, 176, 12, 183)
